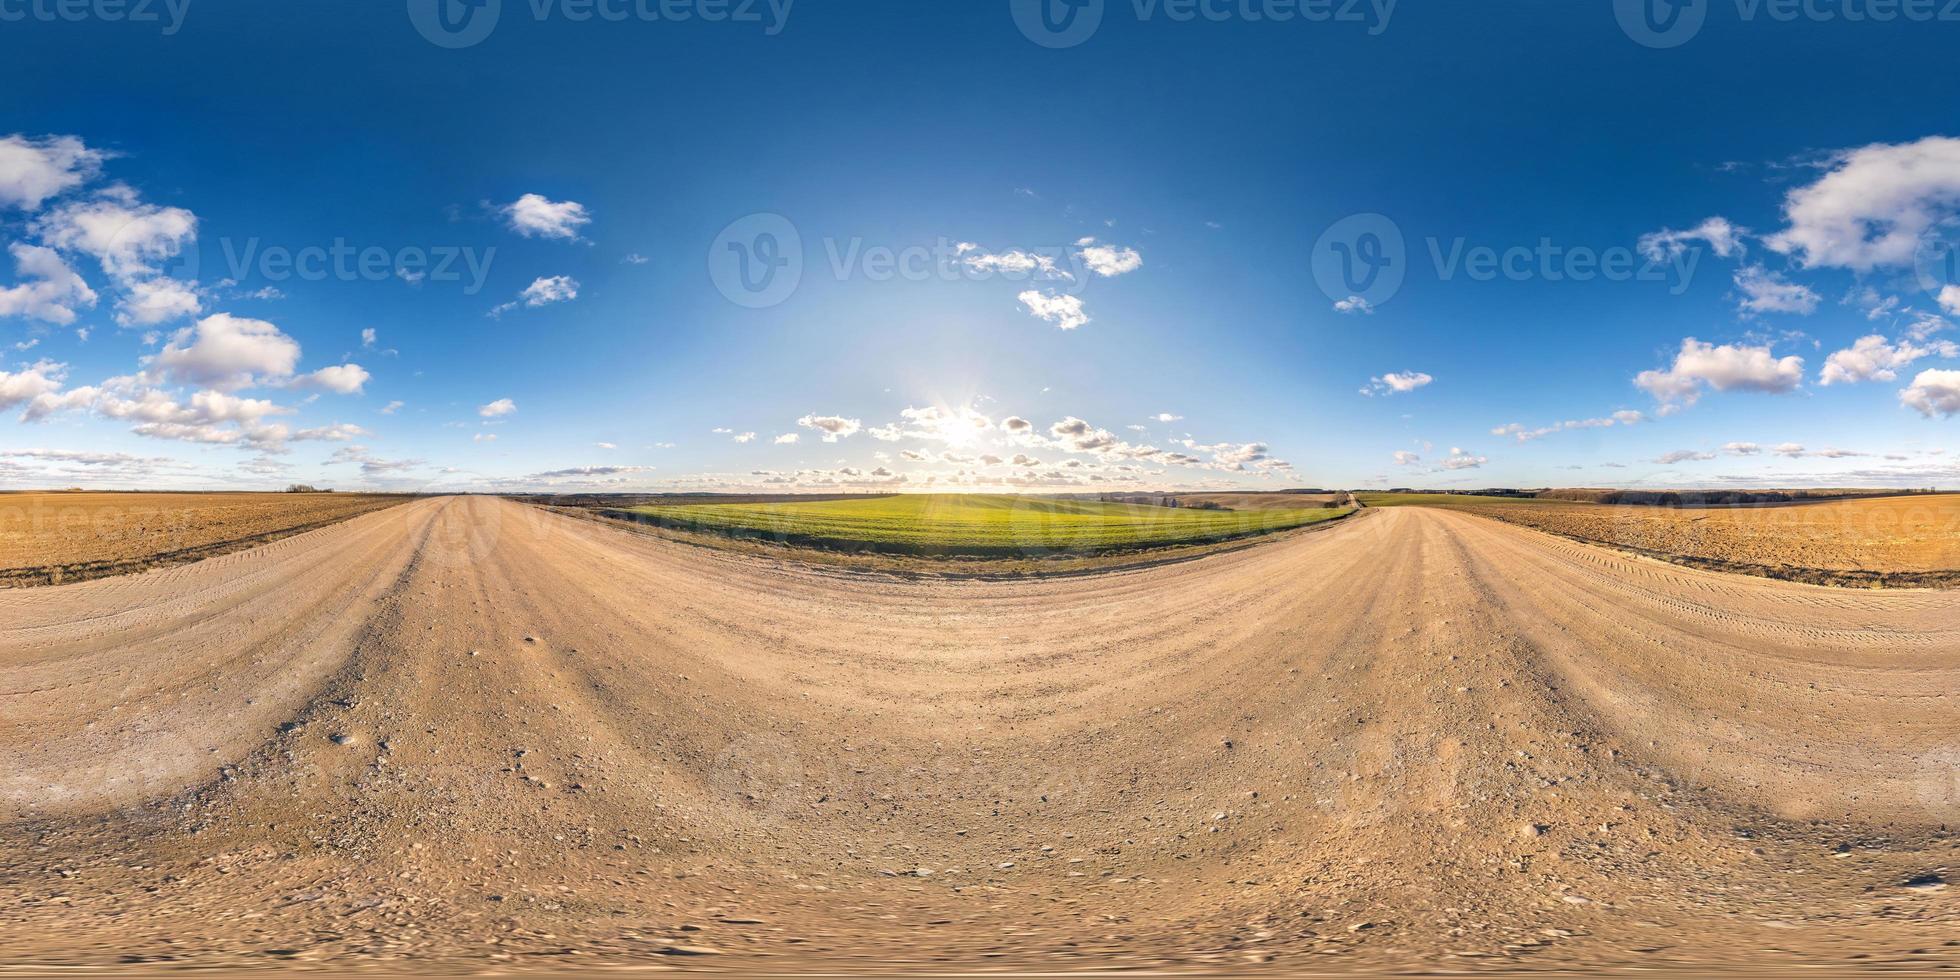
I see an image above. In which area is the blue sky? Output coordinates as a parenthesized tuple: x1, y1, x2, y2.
(3, 0, 1960, 492)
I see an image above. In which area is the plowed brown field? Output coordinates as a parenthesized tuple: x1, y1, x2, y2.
(1364, 492, 1960, 587)
(0, 492, 410, 587)
(1, 497, 1956, 974)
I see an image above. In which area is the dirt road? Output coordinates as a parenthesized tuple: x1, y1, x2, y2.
(1, 496, 1955, 973)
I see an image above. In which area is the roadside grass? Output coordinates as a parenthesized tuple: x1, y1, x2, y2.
(608, 493, 1352, 558)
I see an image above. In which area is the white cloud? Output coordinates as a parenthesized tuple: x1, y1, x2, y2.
(479, 398, 517, 418)
(379, 400, 404, 415)
(522, 275, 578, 306)
(1901, 368, 1960, 418)
(1361, 371, 1433, 396)
(1076, 240, 1142, 277)
(0, 134, 106, 211)
(0, 243, 96, 324)
(35, 191, 197, 281)
(294, 422, 367, 442)
(152, 314, 302, 391)
(1439, 447, 1486, 470)
(1819, 333, 1957, 385)
(1723, 441, 1762, 455)
(1491, 412, 1640, 442)
(361, 327, 377, 349)
(797, 414, 862, 442)
(964, 249, 1069, 279)
(1656, 449, 1717, 464)
(1637, 216, 1744, 263)
(296, 363, 371, 395)
(1018, 290, 1089, 330)
(1733, 264, 1820, 315)
(1152, 413, 1183, 422)
(595, 441, 616, 450)
(1636, 338, 1805, 409)
(115, 276, 201, 326)
(773, 432, 800, 444)
(1765, 136, 1960, 270)
(1392, 450, 1422, 465)
(1332, 295, 1375, 314)
(732, 431, 757, 444)
(0, 359, 67, 410)
(1941, 284, 1960, 316)
(1775, 442, 1807, 457)
(502, 194, 591, 240)
(474, 432, 498, 443)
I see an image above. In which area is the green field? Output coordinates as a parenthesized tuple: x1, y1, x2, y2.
(611, 494, 1352, 557)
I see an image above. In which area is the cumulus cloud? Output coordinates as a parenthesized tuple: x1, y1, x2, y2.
(115, 275, 201, 327)
(502, 193, 591, 240)
(35, 190, 198, 281)
(773, 433, 800, 444)
(0, 134, 106, 211)
(1075, 240, 1142, 277)
(1439, 447, 1487, 470)
(0, 359, 67, 411)
(732, 431, 757, 444)
(1018, 289, 1089, 330)
(1723, 441, 1762, 455)
(797, 414, 862, 442)
(152, 314, 302, 391)
(295, 363, 371, 395)
(0, 243, 96, 324)
(1733, 264, 1820, 315)
(525, 275, 578, 304)
(1765, 135, 1960, 271)
(1819, 333, 1958, 385)
(1361, 371, 1433, 396)
(964, 249, 1068, 279)
(1392, 450, 1422, 465)
(1333, 295, 1374, 314)
(1636, 338, 1804, 409)
(1638, 216, 1744, 263)
(479, 398, 516, 418)
(493, 275, 578, 318)
(1901, 368, 1960, 418)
